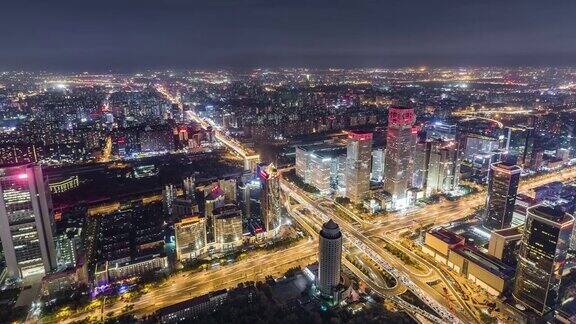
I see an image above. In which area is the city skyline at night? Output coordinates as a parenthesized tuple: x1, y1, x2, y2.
(2, 1, 576, 323)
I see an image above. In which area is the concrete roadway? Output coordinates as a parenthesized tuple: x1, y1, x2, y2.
(278, 164, 576, 323)
(47, 240, 317, 323)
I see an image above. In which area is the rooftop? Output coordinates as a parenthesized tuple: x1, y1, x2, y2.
(528, 204, 574, 225)
(492, 161, 522, 173)
(313, 147, 347, 159)
(429, 227, 465, 246)
(320, 219, 342, 239)
(156, 289, 228, 317)
(492, 226, 522, 238)
(213, 204, 242, 218)
(451, 245, 515, 279)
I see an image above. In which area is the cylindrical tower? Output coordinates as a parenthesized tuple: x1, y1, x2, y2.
(318, 219, 343, 296)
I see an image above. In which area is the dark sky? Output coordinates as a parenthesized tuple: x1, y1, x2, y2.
(1, 0, 576, 71)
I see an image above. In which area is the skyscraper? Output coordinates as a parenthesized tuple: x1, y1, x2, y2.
(484, 162, 521, 230)
(213, 204, 243, 252)
(370, 148, 385, 182)
(383, 106, 416, 208)
(345, 131, 373, 202)
(259, 163, 282, 234)
(0, 164, 56, 280)
(182, 176, 196, 198)
(425, 139, 460, 196)
(318, 219, 342, 298)
(513, 205, 574, 315)
(412, 140, 432, 190)
(175, 215, 207, 261)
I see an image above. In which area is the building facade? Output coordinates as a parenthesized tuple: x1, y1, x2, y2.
(513, 205, 574, 315)
(175, 215, 207, 261)
(259, 163, 282, 234)
(213, 204, 243, 252)
(425, 139, 460, 195)
(383, 107, 416, 208)
(484, 162, 521, 230)
(0, 164, 57, 280)
(318, 219, 343, 298)
(345, 131, 373, 202)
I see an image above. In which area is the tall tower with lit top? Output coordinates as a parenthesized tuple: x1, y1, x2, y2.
(384, 106, 416, 208)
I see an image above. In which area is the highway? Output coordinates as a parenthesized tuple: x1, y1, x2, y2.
(46, 240, 317, 323)
(285, 203, 444, 323)
(281, 179, 463, 323)
(279, 163, 576, 323)
(154, 84, 260, 170)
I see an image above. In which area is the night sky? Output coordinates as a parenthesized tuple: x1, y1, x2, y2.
(1, 0, 576, 71)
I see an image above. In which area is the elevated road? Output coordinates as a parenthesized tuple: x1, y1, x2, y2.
(155, 84, 260, 170)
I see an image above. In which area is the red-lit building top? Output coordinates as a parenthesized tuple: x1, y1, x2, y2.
(388, 106, 415, 127)
(347, 131, 373, 141)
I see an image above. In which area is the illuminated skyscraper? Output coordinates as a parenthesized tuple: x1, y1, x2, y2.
(370, 148, 385, 182)
(513, 205, 573, 315)
(412, 140, 431, 189)
(318, 219, 342, 297)
(345, 131, 373, 202)
(0, 164, 56, 280)
(182, 176, 196, 198)
(213, 204, 243, 251)
(425, 139, 460, 196)
(484, 162, 521, 230)
(259, 163, 282, 234)
(218, 178, 237, 203)
(383, 106, 416, 208)
(175, 215, 207, 261)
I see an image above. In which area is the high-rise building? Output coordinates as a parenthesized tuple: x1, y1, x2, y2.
(520, 115, 538, 169)
(309, 152, 332, 195)
(309, 147, 347, 196)
(295, 144, 347, 196)
(412, 140, 431, 190)
(182, 176, 196, 198)
(174, 215, 207, 261)
(295, 146, 312, 181)
(213, 204, 243, 251)
(204, 186, 225, 243)
(0, 164, 57, 280)
(484, 162, 521, 230)
(318, 219, 342, 298)
(162, 184, 177, 215)
(259, 163, 282, 234)
(487, 227, 522, 267)
(370, 148, 385, 182)
(55, 228, 82, 270)
(425, 139, 460, 196)
(218, 178, 237, 203)
(461, 134, 501, 161)
(513, 205, 574, 315)
(425, 122, 457, 141)
(383, 106, 416, 207)
(172, 196, 199, 219)
(345, 131, 373, 202)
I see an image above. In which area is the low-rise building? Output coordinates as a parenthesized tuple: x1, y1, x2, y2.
(41, 266, 86, 297)
(422, 228, 465, 264)
(156, 289, 228, 323)
(94, 254, 168, 286)
(424, 227, 515, 296)
(448, 245, 514, 296)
